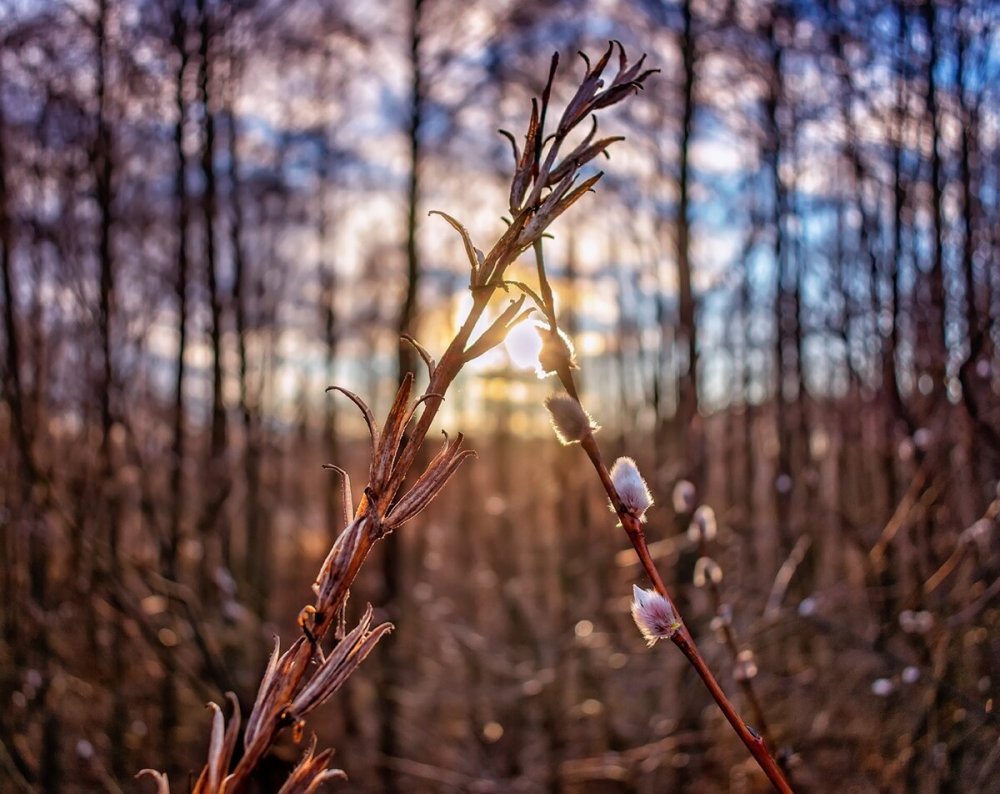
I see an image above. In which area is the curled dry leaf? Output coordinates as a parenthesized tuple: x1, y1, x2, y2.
(429, 210, 483, 287)
(400, 333, 436, 379)
(277, 735, 347, 794)
(136, 770, 170, 794)
(325, 385, 378, 446)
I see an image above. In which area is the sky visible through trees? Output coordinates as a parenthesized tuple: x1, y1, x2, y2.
(1, 0, 999, 791)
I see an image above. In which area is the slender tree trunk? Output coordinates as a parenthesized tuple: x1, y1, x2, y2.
(222, 35, 262, 616)
(162, 1, 191, 769)
(196, 0, 229, 584)
(383, 3, 425, 786)
(676, 0, 701, 488)
(93, 0, 126, 779)
(886, 0, 908, 426)
(0, 86, 33, 494)
(0, 46, 58, 792)
(922, 0, 947, 395)
(0, 45, 29, 661)
(956, 23, 979, 341)
(397, 0, 424, 380)
(317, 46, 341, 549)
(765, 6, 793, 552)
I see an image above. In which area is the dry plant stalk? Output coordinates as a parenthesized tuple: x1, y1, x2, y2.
(536, 248, 794, 789)
(138, 42, 654, 792)
(684, 495, 778, 756)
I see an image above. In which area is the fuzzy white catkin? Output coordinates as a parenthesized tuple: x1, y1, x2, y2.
(544, 394, 598, 445)
(610, 457, 653, 520)
(672, 480, 696, 513)
(688, 505, 717, 542)
(630, 585, 681, 646)
(693, 556, 723, 588)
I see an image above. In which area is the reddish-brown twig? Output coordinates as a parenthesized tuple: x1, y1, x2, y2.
(539, 230, 793, 792)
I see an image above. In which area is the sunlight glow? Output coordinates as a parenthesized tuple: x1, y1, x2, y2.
(504, 322, 543, 370)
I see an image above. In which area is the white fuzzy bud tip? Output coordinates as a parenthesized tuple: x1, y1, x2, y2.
(535, 324, 579, 378)
(688, 505, 717, 542)
(610, 457, 654, 520)
(693, 556, 723, 588)
(733, 649, 759, 681)
(630, 585, 681, 646)
(672, 480, 696, 513)
(544, 394, 598, 445)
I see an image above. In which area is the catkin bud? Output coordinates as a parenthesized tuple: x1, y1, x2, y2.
(536, 324, 579, 378)
(543, 394, 599, 445)
(610, 457, 654, 521)
(733, 649, 758, 681)
(630, 585, 681, 646)
(687, 505, 717, 542)
(902, 666, 920, 684)
(672, 480, 697, 513)
(898, 609, 933, 635)
(693, 556, 723, 588)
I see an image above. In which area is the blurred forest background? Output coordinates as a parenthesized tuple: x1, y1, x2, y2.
(1, 0, 999, 791)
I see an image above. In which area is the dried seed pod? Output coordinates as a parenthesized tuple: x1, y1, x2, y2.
(385, 434, 476, 529)
(287, 605, 392, 722)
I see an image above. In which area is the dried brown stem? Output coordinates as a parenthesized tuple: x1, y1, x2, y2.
(701, 529, 779, 750)
(143, 44, 653, 794)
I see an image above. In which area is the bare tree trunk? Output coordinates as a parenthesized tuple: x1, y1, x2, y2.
(222, 32, 262, 617)
(162, 0, 191, 769)
(396, 0, 424, 380)
(886, 0, 909, 428)
(383, 3, 425, 786)
(922, 0, 947, 396)
(676, 0, 701, 488)
(93, 0, 126, 779)
(196, 0, 229, 585)
(0, 46, 57, 793)
(765, 5, 793, 553)
(956, 20, 979, 343)
(317, 45, 341, 549)
(0, 43, 31, 662)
